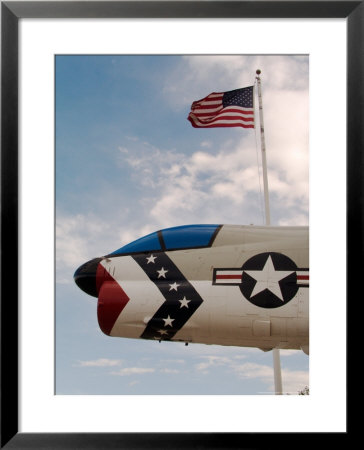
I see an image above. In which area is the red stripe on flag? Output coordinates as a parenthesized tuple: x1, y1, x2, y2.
(188, 118, 255, 129)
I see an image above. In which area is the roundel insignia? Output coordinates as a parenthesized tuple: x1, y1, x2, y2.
(240, 252, 298, 308)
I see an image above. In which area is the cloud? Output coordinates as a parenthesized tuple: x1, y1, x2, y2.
(160, 359, 185, 364)
(232, 362, 274, 380)
(163, 55, 308, 110)
(195, 355, 236, 373)
(189, 351, 308, 394)
(231, 361, 309, 394)
(159, 368, 180, 374)
(56, 211, 115, 284)
(76, 359, 159, 378)
(110, 367, 155, 376)
(117, 133, 307, 228)
(76, 358, 123, 367)
(56, 213, 100, 269)
(118, 137, 257, 227)
(281, 369, 309, 395)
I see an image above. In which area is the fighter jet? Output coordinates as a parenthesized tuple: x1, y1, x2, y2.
(74, 224, 309, 354)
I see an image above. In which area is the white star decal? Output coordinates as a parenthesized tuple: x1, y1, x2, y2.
(158, 329, 169, 335)
(244, 255, 294, 301)
(162, 315, 175, 327)
(169, 282, 180, 291)
(157, 267, 168, 278)
(179, 297, 191, 308)
(146, 254, 157, 264)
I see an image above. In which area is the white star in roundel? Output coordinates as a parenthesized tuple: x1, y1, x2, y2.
(162, 315, 175, 327)
(169, 282, 180, 291)
(157, 267, 168, 278)
(179, 297, 191, 308)
(244, 255, 294, 302)
(146, 254, 157, 264)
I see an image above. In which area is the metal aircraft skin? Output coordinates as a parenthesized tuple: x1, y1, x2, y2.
(74, 224, 309, 355)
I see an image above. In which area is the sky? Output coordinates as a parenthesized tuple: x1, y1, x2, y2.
(55, 54, 309, 395)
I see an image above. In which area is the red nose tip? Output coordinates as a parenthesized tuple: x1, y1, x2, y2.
(96, 264, 130, 335)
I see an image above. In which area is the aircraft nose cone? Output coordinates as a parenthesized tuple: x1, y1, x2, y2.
(74, 257, 103, 297)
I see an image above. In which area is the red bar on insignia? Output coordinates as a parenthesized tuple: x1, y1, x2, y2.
(297, 270, 309, 285)
(215, 270, 243, 284)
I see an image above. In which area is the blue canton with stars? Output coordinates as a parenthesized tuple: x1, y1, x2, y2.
(222, 86, 254, 108)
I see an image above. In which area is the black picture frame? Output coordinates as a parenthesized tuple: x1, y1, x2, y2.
(1, 1, 357, 447)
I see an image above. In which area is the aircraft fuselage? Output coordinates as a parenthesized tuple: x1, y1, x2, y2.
(74, 225, 309, 354)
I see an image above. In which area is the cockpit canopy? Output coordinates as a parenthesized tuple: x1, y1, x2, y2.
(108, 224, 221, 256)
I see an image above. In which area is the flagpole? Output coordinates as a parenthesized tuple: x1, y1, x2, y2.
(256, 70, 271, 226)
(255, 69, 283, 395)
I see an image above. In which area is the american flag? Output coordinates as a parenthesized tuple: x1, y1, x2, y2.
(187, 86, 255, 129)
